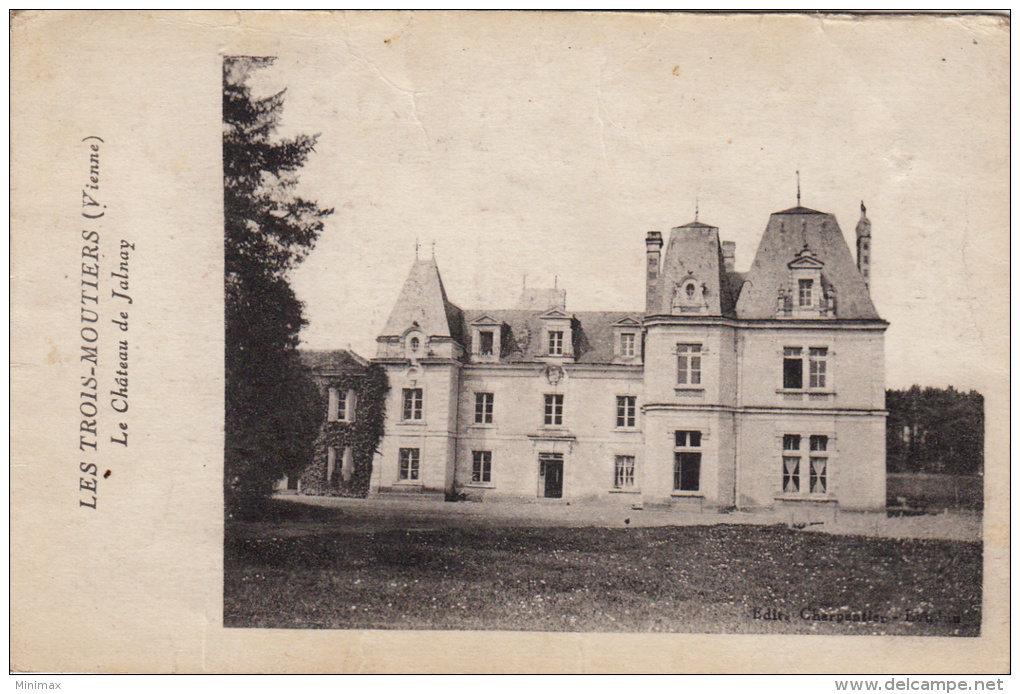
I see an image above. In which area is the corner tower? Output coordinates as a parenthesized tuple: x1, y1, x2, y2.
(640, 215, 740, 511)
(373, 255, 465, 499)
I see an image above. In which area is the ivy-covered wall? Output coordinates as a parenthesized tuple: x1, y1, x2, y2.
(300, 362, 389, 497)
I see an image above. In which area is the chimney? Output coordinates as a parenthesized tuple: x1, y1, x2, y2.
(721, 241, 736, 274)
(645, 231, 663, 312)
(856, 201, 872, 290)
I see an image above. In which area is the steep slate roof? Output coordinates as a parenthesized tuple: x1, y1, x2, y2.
(735, 207, 880, 320)
(300, 348, 370, 374)
(647, 221, 738, 317)
(380, 258, 465, 342)
(462, 309, 644, 364)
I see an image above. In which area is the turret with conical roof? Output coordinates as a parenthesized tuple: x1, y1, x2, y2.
(376, 256, 464, 360)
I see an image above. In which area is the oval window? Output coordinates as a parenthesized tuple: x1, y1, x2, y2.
(685, 283, 696, 300)
(410, 337, 420, 351)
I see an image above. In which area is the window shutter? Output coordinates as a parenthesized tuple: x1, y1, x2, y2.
(327, 446, 336, 481)
(342, 447, 354, 482)
(327, 388, 339, 422)
(346, 390, 357, 422)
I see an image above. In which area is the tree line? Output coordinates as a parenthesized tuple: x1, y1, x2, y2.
(886, 386, 984, 476)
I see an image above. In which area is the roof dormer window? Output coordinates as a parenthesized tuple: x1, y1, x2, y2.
(469, 315, 503, 362)
(798, 279, 813, 308)
(620, 333, 636, 358)
(479, 331, 494, 356)
(537, 308, 574, 362)
(404, 327, 425, 359)
(671, 277, 708, 315)
(611, 315, 643, 363)
(783, 246, 831, 318)
(548, 330, 564, 356)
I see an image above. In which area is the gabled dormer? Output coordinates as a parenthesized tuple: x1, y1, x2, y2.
(538, 308, 573, 361)
(469, 314, 504, 362)
(778, 245, 835, 318)
(611, 315, 643, 363)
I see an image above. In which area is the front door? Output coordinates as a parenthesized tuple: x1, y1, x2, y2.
(539, 453, 564, 499)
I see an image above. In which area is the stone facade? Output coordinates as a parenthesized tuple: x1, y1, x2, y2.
(292, 349, 385, 498)
(369, 203, 888, 512)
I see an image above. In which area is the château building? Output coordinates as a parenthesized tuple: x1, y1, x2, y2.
(367, 201, 887, 511)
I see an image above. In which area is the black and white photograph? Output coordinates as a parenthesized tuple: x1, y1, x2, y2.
(10, 10, 1008, 675)
(221, 13, 995, 639)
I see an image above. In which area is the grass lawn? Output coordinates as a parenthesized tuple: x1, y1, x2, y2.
(224, 500, 981, 636)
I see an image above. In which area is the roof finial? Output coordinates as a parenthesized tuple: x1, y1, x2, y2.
(431, 240, 436, 259)
(861, 200, 867, 216)
(523, 273, 527, 292)
(415, 238, 420, 260)
(554, 275, 558, 290)
(695, 197, 699, 222)
(796, 170, 801, 206)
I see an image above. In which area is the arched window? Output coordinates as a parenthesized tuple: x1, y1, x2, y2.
(410, 336, 420, 351)
(685, 282, 696, 300)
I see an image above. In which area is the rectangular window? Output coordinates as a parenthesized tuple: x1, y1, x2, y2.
(675, 430, 702, 448)
(614, 455, 635, 489)
(798, 279, 813, 307)
(474, 392, 494, 424)
(782, 434, 801, 493)
(783, 347, 803, 389)
(677, 343, 702, 385)
(810, 435, 828, 494)
(548, 330, 564, 356)
(616, 395, 636, 428)
(402, 388, 423, 420)
(471, 450, 492, 483)
(673, 430, 702, 492)
(479, 330, 494, 356)
(784, 347, 830, 390)
(809, 348, 828, 389)
(544, 393, 564, 426)
(620, 333, 636, 358)
(398, 448, 420, 481)
(337, 391, 347, 422)
(810, 458, 827, 494)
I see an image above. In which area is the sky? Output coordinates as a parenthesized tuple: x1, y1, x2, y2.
(246, 12, 1009, 392)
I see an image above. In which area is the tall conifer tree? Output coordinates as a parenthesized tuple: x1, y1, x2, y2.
(223, 57, 331, 513)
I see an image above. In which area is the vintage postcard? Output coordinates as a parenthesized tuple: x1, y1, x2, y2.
(10, 11, 1009, 673)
